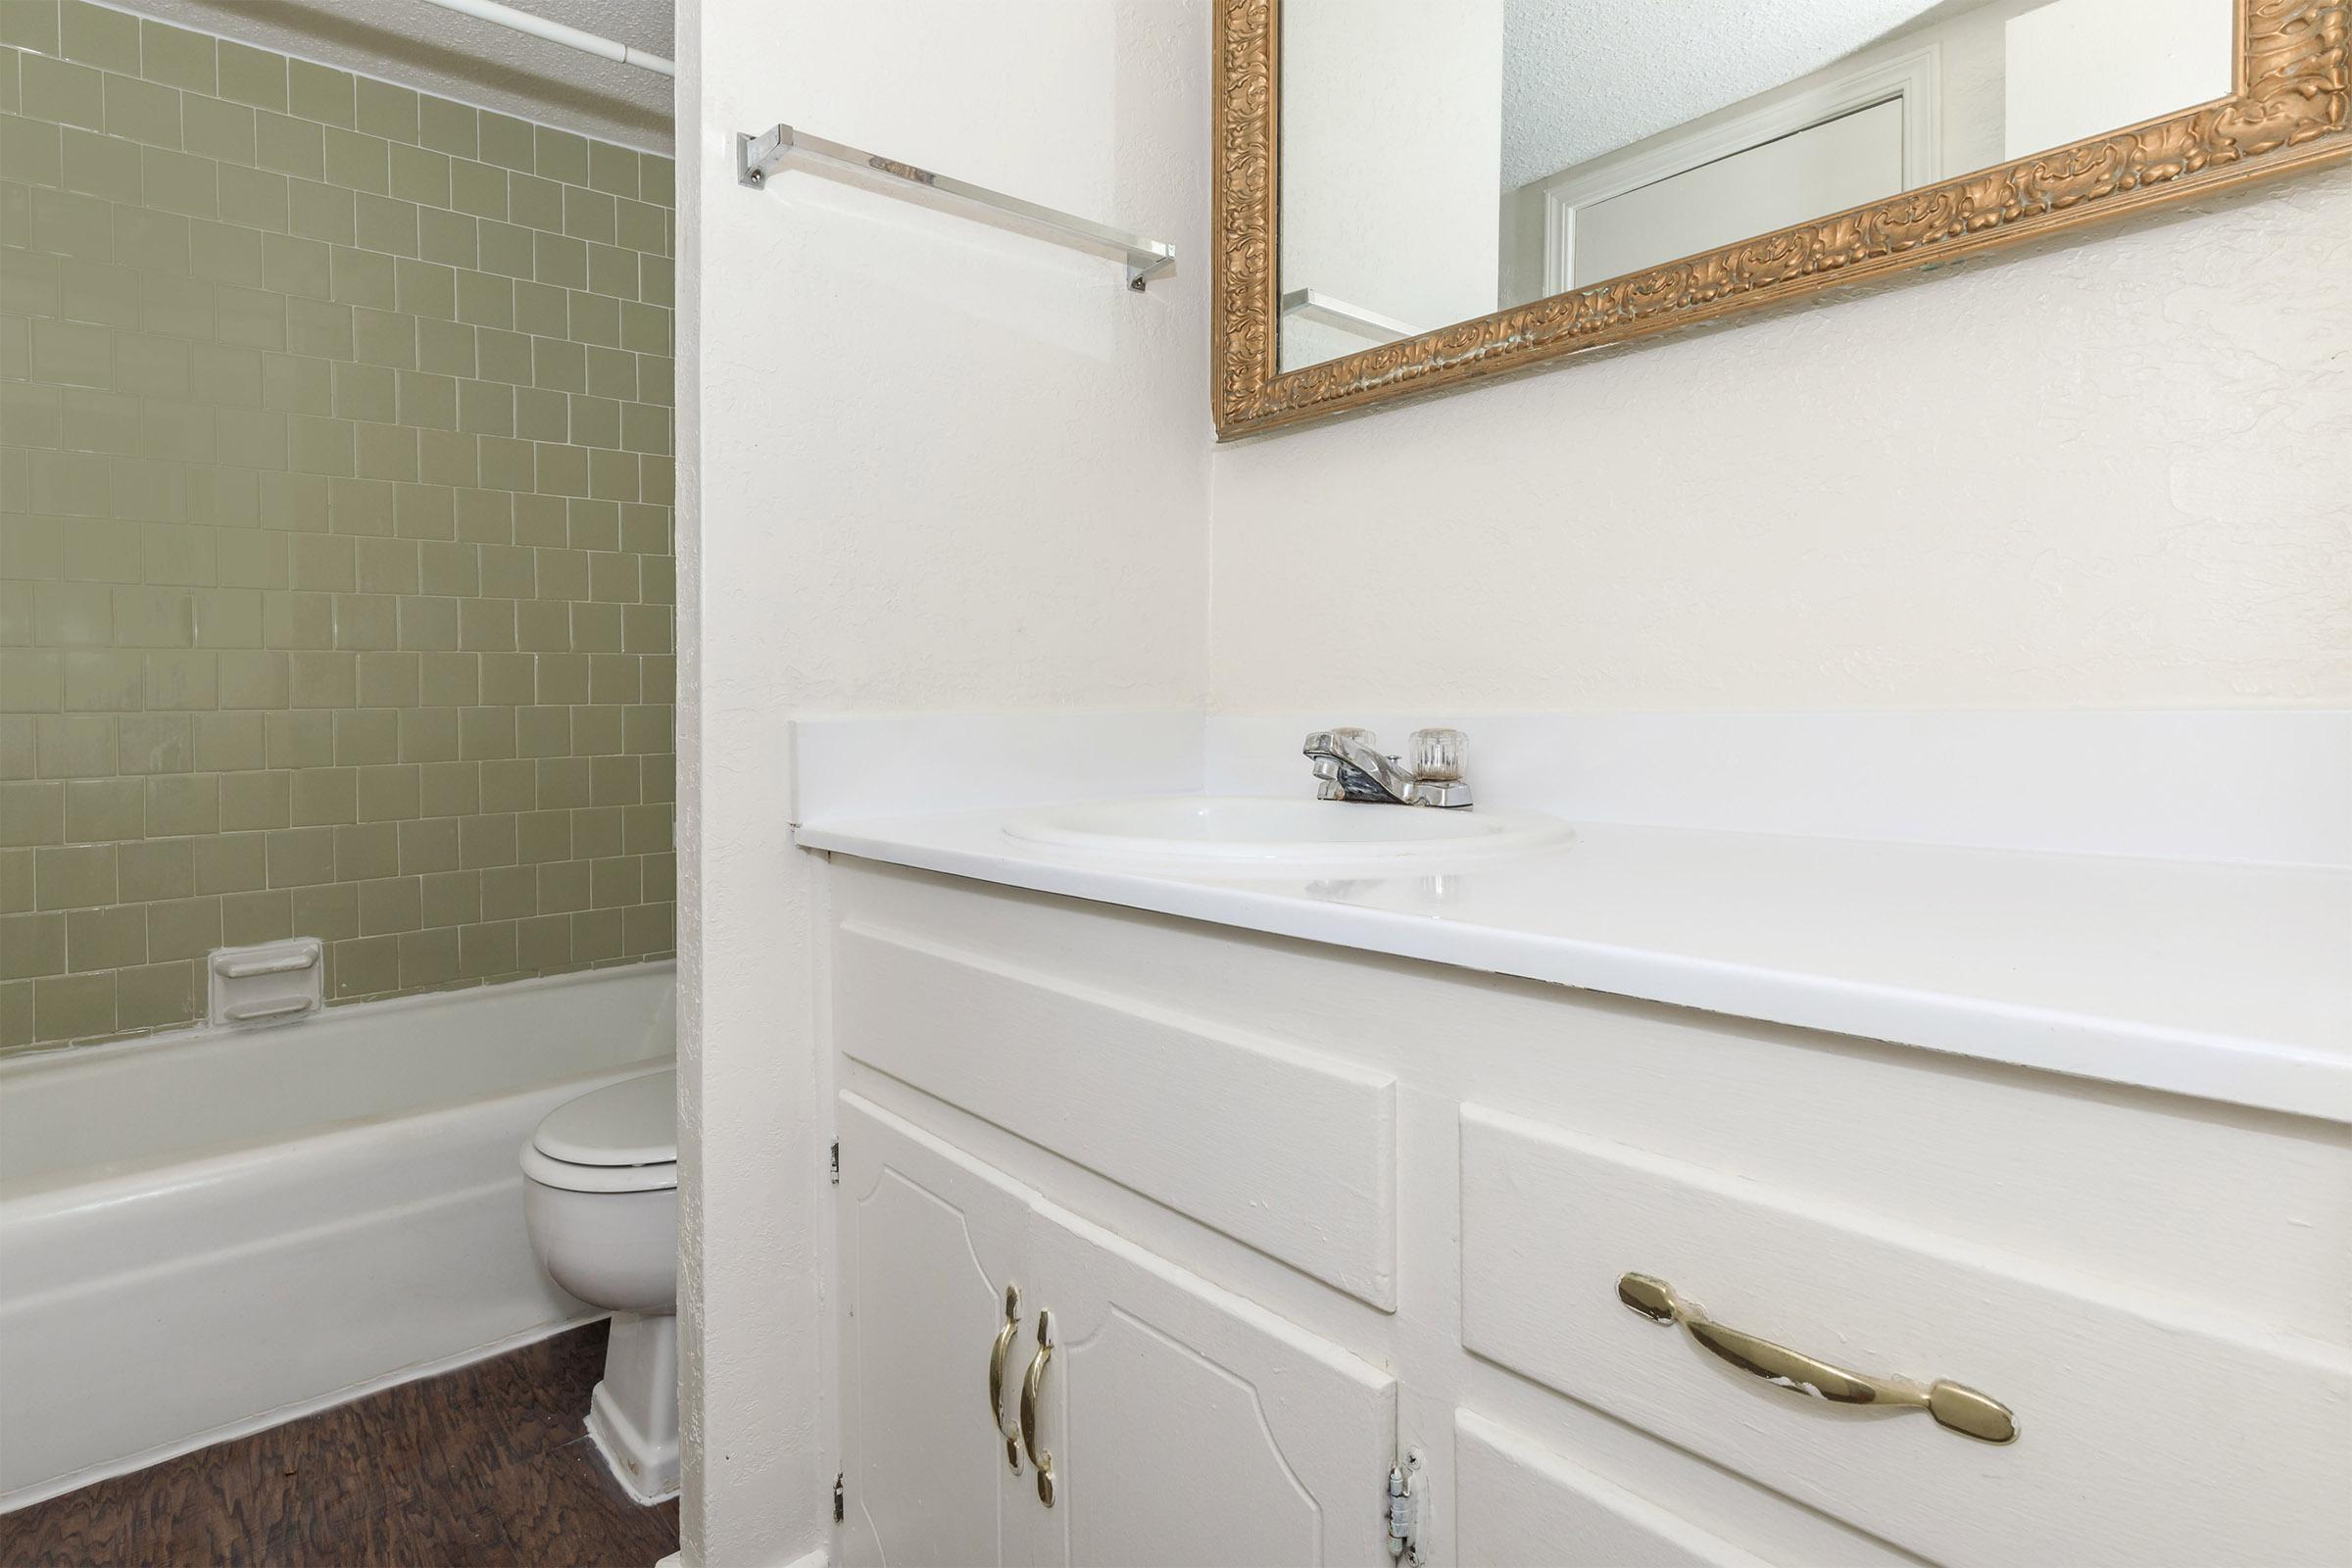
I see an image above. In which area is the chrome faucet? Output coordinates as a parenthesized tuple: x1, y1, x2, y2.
(1302, 727, 1472, 808)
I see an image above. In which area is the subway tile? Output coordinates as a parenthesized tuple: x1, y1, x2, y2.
(354, 422, 417, 483)
(141, 144, 216, 218)
(569, 906, 621, 963)
(286, 176, 355, 246)
(2, 113, 65, 187)
(30, 315, 108, 387)
(265, 708, 332, 767)
(536, 858, 587, 914)
(61, 2, 141, 73)
(478, 219, 531, 279)
(219, 885, 289, 941)
(354, 78, 416, 145)
(62, 124, 142, 203)
(417, 760, 475, 819)
(511, 279, 565, 341)
(1, 1, 61, 54)
(449, 156, 503, 220)
(586, 141, 635, 201)
(322, 127, 385, 195)
(144, 894, 218, 960)
(624, 902, 670, 957)
(7, 25, 673, 1023)
(35, 840, 114, 908)
(416, 203, 472, 269)
(193, 710, 267, 771)
(33, 184, 111, 261)
(63, 775, 141, 839)
(534, 126, 587, 187)
(24, 52, 104, 133)
(141, 769, 215, 834)
(353, 192, 416, 259)
(115, 957, 195, 1028)
(140, 21, 216, 95)
(2, 907, 68, 977)
(508, 171, 560, 232)
(252, 110, 318, 180)
(180, 92, 253, 164)
(397, 922, 456, 986)
(396, 813, 456, 876)
(477, 758, 531, 813)
(58, 650, 140, 712)
(338, 931, 404, 997)
(478, 651, 531, 707)
(332, 707, 397, 765)
(613, 199, 664, 257)
(288, 763, 354, 826)
(416, 94, 473, 160)
(265, 823, 333, 887)
(218, 767, 287, 831)
(477, 112, 532, 174)
(513, 495, 567, 550)
(34, 969, 112, 1038)
(290, 877, 356, 938)
(458, 916, 515, 978)
(217, 40, 286, 113)
(455, 268, 512, 330)
(474, 327, 529, 385)
(387, 139, 450, 208)
(287, 60, 353, 129)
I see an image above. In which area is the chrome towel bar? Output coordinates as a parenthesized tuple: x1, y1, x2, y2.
(736, 124, 1177, 291)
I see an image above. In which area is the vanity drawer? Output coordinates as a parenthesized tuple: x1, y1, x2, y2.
(832, 918, 1398, 1307)
(1455, 1409, 1772, 1568)
(1458, 1103, 2352, 1568)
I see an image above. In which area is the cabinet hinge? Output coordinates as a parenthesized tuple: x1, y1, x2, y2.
(833, 1472, 844, 1522)
(829, 1140, 840, 1185)
(1387, 1446, 1427, 1565)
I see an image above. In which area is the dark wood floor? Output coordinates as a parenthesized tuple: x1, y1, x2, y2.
(0, 1321, 678, 1568)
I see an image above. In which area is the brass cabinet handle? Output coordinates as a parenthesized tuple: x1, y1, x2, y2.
(1618, 1272, 2018, 1445)
(1017, 1309, 1056, 1506)
(987, 1284, 1022, 1474)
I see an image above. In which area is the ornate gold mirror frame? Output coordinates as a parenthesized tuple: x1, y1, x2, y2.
(1213, 0, 2348, 439)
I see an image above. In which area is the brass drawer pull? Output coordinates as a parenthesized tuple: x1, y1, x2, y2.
(1618, 1272, 2018, 1445)
(987, 1284, 1022, 1473)
(1017, 1309, 1056, 1506)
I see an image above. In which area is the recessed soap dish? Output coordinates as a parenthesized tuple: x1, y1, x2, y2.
(208, 938, 324, 1028)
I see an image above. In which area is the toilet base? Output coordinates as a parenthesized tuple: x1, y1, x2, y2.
(585, 1310, 679, 1504)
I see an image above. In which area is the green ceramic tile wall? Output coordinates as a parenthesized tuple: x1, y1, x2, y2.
(1, 1, 676, 1051)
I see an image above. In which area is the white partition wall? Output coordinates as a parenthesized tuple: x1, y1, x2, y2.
(675, 1, 1211, 1560)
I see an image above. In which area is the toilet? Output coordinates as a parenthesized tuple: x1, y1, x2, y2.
(520, 1067, 680, 1503)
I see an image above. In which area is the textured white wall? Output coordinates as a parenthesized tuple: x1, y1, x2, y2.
(677, 1, 1208, 1561)
(1213, 167, 2352, 712)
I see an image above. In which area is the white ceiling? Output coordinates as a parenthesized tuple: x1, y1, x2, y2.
(1499, 0, 1956, 189)
(106, 0, 674, 152)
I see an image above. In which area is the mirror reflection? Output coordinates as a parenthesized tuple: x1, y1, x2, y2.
(1278, 0, 2236, 371)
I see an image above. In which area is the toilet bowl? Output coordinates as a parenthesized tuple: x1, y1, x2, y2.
(521, 1067, 679, 1504)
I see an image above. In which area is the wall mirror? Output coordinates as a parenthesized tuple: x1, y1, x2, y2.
(1213, 0, 2347, 438)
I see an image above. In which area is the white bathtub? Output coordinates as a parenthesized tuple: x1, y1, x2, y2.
(0, 962, 675, 1510)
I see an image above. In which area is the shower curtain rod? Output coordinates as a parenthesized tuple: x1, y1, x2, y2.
(415, 0, 675, 77)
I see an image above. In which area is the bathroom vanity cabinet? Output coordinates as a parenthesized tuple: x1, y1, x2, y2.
(824, 859, 2351, 1568)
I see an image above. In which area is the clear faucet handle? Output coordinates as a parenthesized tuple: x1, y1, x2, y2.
(1329, 726, 1377, 748)
(1409, 728, 1465, 782)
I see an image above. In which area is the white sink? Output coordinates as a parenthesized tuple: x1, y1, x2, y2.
(1001, 796, 1571, 868)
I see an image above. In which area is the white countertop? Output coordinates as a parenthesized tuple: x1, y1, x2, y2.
(797, 804, 2352, 1125)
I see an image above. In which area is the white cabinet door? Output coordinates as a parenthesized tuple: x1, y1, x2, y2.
(838, 1095, 1034, 1568)
(1021, 1198, 1398, 1568)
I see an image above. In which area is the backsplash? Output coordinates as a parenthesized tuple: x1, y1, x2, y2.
(0, 1, 676, 1051)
